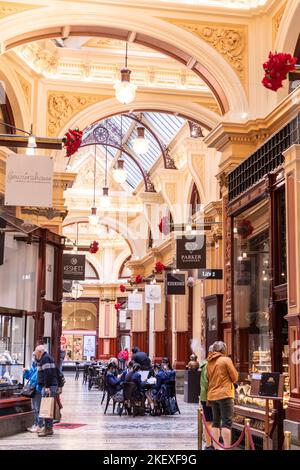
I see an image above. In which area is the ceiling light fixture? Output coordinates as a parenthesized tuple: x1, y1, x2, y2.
(101, 144, 110, 209)
(114, 42, 137, 104)
(26, 130, 37, 156)
(89, 144, 99, 226)
(113, 115, 127, 183)
(133, 126, 149, 155)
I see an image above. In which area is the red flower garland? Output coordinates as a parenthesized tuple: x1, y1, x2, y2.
(158, 216, 170, 236)
(63, 128, 83, 157)
(135, 274, 143, 284)
(262, 52, 298, 92)
(114, 303, 122, 311)
(120, 284, 126, 293)
(155, 261, 165, 273)
(89, 241, 99, 254)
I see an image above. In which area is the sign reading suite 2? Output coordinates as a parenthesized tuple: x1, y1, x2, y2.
(176, 235, 206, 270)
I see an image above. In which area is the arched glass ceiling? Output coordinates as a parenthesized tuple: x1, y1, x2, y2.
(82, 112, 185, 189)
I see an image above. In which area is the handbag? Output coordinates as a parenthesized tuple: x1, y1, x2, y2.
(39, 396, 55, 419)
(21, 381, 36, 398)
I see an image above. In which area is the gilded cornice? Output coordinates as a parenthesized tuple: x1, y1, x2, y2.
(47, 91, 110, 137)
(0, 2, 40, 19)
(160, 18, 248, 89)
(16, 72, 31, 107)
(272, 1, 287, 46)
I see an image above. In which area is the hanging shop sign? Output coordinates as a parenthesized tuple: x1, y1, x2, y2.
(145, 284, 161, 304)
(128, 293, 143, 311)
(83, 335, 96, 359)
(176, 235, 206, 269)
(198, 269, 223, 280)
(166, 273, 186, 295)
(62, 254, 86, 281)
(5, 155, 53, 207)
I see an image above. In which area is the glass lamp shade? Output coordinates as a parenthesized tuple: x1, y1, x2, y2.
(113, 160, 127, 183)
(26, 146, 35, 156)
(100, 187, 110, 208)
(89, 207, 98, 226)
(71, 282, 83, 300)
(132, 127, 149, 155)
(27, 135, 37, 148)
(114, 68, 137, 104)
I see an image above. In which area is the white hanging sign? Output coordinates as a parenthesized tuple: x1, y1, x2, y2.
(5, 154, 53, 207)
(145, 284, 161, 304)
(128, 293, 143, 311)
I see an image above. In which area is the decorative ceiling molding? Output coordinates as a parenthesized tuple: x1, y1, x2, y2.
(16, 71, 31, 107)
(160, 18, 248, 89)
(272, 1, 287, 46)
(192, 95, 221, 115)
(0, 2, 40, 19)
(47, 91, 110, 137)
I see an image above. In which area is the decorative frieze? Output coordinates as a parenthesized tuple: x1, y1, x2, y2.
(0, 2, 40, 19)
(272, 1, 287, 46)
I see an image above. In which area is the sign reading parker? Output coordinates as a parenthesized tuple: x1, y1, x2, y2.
(166, 273, 186, 295)
(63, 254, 86, 281)
(176, 234, 206, 269)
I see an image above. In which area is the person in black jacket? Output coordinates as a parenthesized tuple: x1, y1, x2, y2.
(131, 347, 151, 371)
(34, 345, 59, 437)
(106, 363, 122, 396)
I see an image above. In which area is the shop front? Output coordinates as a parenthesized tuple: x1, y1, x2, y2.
(227, 112, 300, 449)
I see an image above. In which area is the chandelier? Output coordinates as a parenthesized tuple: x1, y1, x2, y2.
(114, 42, 137, 104)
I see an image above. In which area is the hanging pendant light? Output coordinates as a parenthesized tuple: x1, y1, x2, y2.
(101, 145, 110, 209)
(71, 281, 83, 300)
(89, 144, 99, 226)
(133, 126, 149, 155)
(113, 115, 127, 183)
(26, 132, 37, 156)
(113, 159, 127, 183)
(114, 42, 137, 104)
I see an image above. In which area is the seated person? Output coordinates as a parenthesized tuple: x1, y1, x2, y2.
(119, 361, 134, 383)
(161, 358, 176, 382)
(124, 363, 146, 399)
(131, 347, 151, 371)
(153, 365, 168, 393)
(106, 363, 122, 396)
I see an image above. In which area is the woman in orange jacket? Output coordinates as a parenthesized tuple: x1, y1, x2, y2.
(207, 341, 238, 450)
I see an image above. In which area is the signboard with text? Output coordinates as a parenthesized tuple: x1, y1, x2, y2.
(63, 254, 86, 281)
(145, 284, 161, 304)
(198, 269, 223, 280)
(128, 293, 143, 311)
(176, 235, 206, 270)
(5, 154, 53, 207)
(166, 273, 186, 295)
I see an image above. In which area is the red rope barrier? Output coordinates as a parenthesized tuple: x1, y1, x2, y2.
(201, 410, 246, 450)
(245, 424, 256, 450)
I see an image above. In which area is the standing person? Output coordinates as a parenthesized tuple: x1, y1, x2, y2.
(34, 345, 58, 437)
(131, 347, 151, 370)
(199, 345, 215, 450)
(59, 347, 65, 372)
(207, 341, 238, 450)
(23, 355, 43, 433)
(117, 348, 129, 371)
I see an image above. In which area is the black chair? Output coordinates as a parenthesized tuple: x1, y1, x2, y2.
(121, 382, 145, 417)
(82, 364, 89, 385)
(165, 380, 180, 415)
(88, 366, 100, 390)
(103, 378, 118, 415)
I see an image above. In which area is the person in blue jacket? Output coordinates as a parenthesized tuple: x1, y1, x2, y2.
(23, 356, 43, 433)
(106, 363, 122, 396)
(119, 361, 134, 383)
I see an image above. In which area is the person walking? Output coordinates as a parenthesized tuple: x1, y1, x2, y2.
(117, 348, 129, 371)
(206, 341, 238, 450)
(34, 345, 59, 437)
(131, 347, 151, 370)
(199, 345, 215, 450)
(23, 355, 43, 433)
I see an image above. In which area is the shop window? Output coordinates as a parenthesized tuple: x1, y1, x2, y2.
(0, 313, 27, 384)
(190, 183, 201, 216)
(62, 301, 97, 331)
(233, 200, 271, 375)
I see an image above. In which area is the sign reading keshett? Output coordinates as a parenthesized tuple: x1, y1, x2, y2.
(63, 254, 86, 281)
(176, 235, 206, 269)
(166, 273, 186, 295)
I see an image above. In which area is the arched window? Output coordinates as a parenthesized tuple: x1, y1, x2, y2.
(0, 90, 15, 134)
(190, 183, 201, 216)
(118, 255, 132, 279)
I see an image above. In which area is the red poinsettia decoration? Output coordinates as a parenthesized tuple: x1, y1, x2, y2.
(114, 303, 122, 311)
(262, 52, 298, 92)
(158, 216, 170, 236)
(89, 241, 99, 254)
(155, 261, 165, 273)
(120, 284, 126, 293)
(135, 274, 143, 284)
(237, 219, 254, 239)
(63, 128, 83, 157)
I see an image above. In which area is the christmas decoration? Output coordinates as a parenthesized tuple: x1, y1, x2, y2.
(114, 302, 122, 311)
(262, 52, 298, 92)
(120, 284, 126, 293)
(89, 240, 99, 254)
(155, 261, 165, 273)
(63, 128, 83, 157)
(135, 274, 143, 284)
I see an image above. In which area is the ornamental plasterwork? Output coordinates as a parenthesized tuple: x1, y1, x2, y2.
(191, 153, 205, 186)
(16, 72, 31, 107)
(0, 2, 40, 19)
(193, 96, 221, 115)
(272, 1, 287, 46)
(47, 91, 109, 136)
(161, 19, 248, 88)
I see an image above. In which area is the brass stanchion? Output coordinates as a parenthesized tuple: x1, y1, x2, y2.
(198, 397, 203, 451)
(244, 418, 251, 450)
(283, 431, 291, 450)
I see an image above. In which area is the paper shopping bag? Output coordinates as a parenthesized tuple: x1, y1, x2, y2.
(39, 397, 55, 419)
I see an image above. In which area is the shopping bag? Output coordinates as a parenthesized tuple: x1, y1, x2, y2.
(39, 396, 55, 419)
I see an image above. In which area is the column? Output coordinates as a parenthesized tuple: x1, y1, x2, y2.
(283, 144, 300, 441)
